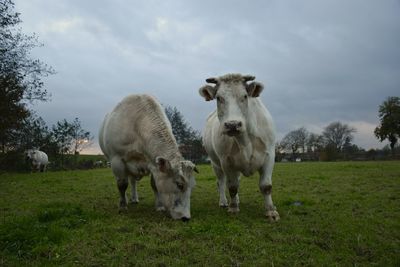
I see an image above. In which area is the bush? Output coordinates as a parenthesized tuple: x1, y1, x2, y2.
(0, 151, 29, 172)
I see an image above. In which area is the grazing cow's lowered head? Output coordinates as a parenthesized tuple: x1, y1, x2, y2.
(199, 73, 264, 136)
(151, 157, 198, 221)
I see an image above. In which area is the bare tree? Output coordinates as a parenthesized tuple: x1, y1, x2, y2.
(322, 121, 356, 152)
(281, 127, 309, 158)
(52, 118, 92, 168)
(70, 118, 93, 155)
(307, 133, 324, 152)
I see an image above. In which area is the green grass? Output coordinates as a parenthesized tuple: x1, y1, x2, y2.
(0, 162, 399, 266)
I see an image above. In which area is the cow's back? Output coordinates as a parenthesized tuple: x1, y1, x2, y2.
(99, 94, 173, 161)
(40, 151, 48, 164)
(30, 150, 48, 171)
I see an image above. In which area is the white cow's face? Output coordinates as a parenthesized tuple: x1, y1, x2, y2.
(199, 74, 264, 137)
(25, 149, 36, 160)
(215, 82, 249, 136)
(152, 157, 197, 221)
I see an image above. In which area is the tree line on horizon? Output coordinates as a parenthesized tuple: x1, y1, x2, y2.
(277, 96, 400, 162)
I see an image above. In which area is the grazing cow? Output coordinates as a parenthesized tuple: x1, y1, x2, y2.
(25, 149, 49, 172)
(94, 160, 104, 168)
(99, 94, 198, 221)
(199, 73, 280, 221)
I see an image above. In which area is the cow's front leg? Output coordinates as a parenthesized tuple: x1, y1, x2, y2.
(259, 150, 280, 222)
(40, 164, 46, 172)
(128, 175, 139, 204)
(212, 163, 228, 207)
(32, 163, 38, 173)
(150, 174, 165, 211)
(225, 170, 241, 213)
(111, 157, 128, 212)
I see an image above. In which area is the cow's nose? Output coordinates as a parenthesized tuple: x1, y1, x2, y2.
(181, 217, 190, 222)
(224, 121, 242, 130)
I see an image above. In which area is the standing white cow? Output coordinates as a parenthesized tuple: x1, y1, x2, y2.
(199, 73, 280, 221)
(99, 94, 198, 221)
(25, 149, 49, 172)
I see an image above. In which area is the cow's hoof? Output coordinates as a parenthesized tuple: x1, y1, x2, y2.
(266, 210, 280, 222)
(219, 202, 228, 208)
(129, 199, 139, 204)
(228, 205, 240, 213)
(156, 206, 166, 212)
(118, 206, 128, 214)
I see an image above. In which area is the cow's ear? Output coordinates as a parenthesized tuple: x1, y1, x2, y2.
(199, 85, 217, 101)
(155, 157, 171, 173)
(246, 82, 264, 97)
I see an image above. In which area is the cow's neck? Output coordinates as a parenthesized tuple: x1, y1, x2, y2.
(233, 132, 251, 147)
(140, 113, 183, 164)
(147, 136, 182, 164)
(232, 132, 253, 158)
(233, 118, 258, 149)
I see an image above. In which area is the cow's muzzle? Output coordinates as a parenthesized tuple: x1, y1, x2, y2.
(224, 120, 243, 136)
(181, 216, 190, 222)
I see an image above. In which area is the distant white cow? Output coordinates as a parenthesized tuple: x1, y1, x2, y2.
(94, 160, 104, 168)
(99, 94, 198, 221)
(25, 149, 49, 172)
(199, 73, 280, 221)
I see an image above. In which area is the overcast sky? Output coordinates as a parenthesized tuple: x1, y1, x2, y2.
(14, 0, 400, 153)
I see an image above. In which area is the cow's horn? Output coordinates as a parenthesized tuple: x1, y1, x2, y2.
(206, 77, 218, 84)
(243, 75, 255, 82)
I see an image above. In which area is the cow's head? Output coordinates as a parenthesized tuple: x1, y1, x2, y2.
(24, 149, 37, 161)
(151, 157, 198, 221)
(199, 73, 264, 136)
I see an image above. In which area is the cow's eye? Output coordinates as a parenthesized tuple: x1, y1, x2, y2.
(217, 96, 224, 104)
(242, 95, 248, 102)
(176, 182, 185, 191)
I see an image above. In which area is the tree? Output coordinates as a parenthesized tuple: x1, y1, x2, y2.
(52, 118, 93, 168)
(164, 105, 195, 145)
(70, 118, 93, 155)
(322, 121, 356, 152)
(374, 96, 400, 155)
(307, 133, 324, 153)
(281, 127, 309, 159)
(0, 0, 54, 153)
(52, 119, 74, 168)
(17, 114, 55, 151)
(342, 137, 363, 160)
(164, 105, 207, 163)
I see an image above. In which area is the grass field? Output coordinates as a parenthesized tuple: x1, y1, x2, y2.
(0, 161, 399, 266)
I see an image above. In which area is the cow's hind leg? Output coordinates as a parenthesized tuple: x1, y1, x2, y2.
(128, 175, 140, 204)
(150, 173, 165, 211)
(259, 150, 280, 222)
(212, 164, 228, 207)
(111, 157, 129, 213)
